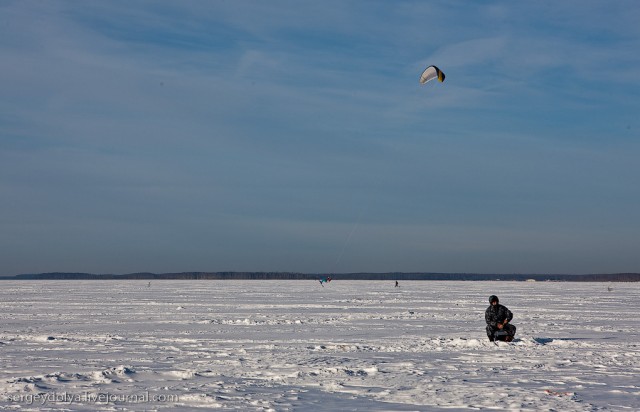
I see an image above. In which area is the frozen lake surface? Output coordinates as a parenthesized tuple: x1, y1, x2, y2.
(1, 280, 639, 411)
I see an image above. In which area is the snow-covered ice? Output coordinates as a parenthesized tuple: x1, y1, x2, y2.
(1, 280, 639, 411)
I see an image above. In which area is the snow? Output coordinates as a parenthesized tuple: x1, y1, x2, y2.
(1, 280, 639, 411)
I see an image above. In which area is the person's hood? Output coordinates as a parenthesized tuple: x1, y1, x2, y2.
(489, 295, 499, 304)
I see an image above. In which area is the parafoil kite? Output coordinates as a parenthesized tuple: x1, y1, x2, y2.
(419, 65, 445, 85)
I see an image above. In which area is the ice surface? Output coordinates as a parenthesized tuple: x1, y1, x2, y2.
(1, 280, 638, 410)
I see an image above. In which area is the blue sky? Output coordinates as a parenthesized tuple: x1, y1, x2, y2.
(1, 1, 639, 275)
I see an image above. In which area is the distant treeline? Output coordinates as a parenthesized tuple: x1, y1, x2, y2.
(4, 272, 640, 282)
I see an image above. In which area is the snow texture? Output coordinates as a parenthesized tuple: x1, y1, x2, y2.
(1, 280, 638, 411)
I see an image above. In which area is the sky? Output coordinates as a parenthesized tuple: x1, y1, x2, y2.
(1, 1, 639, 276)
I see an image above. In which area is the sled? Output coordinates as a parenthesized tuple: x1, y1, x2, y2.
(493, 330, 514, 342)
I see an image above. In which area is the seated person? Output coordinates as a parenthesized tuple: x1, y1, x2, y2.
(485, 295, 516, 342)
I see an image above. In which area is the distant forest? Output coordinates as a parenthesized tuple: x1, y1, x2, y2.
(4, 272, 640, 282)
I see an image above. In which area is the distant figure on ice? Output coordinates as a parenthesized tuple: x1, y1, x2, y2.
(395, 280, 399, 288)
(319, 276, 332, 287)
(485, 295, 516, 342)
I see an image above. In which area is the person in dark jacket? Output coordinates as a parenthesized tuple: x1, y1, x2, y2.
(485, 295, 516, 342)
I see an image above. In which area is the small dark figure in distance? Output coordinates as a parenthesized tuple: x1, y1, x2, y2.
(485, 295, 516, 342)
(395, 280, 399, 288)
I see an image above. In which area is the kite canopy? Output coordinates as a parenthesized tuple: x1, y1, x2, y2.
(419, 65, 445, 84)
